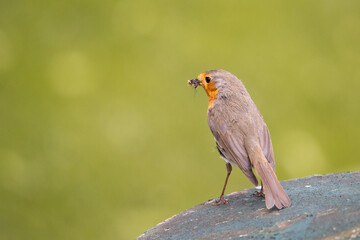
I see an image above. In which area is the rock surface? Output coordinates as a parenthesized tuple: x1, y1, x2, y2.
(138, 172, 360, 239)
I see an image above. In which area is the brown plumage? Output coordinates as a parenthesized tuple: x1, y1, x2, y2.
(188, 69, 291, 209)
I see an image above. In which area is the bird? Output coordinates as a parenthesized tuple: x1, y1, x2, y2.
(188, 69, 291, 210)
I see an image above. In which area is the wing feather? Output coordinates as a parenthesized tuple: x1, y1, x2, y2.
(260, 124, 275, 170)
(208, 117, 258, 186)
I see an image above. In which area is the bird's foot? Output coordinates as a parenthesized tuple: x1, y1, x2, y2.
(212, 195, 228, 206)
(252, 191, 265, 198)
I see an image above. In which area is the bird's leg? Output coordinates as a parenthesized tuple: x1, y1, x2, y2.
(253, 181, 265, 197)
(213, 163, 232, 206)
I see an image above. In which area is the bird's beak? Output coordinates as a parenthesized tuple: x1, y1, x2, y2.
(188, 78, 200, 89)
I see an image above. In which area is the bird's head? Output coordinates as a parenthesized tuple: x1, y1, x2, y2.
(188, 69, 237, 109)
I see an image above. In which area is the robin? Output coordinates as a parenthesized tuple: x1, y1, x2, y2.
(188, 69, 291, 209)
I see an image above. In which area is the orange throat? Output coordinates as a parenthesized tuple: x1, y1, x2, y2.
(206, 89, 219, 110)
(196, 73, 219, 111)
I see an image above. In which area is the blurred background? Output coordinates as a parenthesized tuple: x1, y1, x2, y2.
(1, 0, 360, 239)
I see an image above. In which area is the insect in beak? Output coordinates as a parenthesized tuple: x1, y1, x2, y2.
(188, 78, 200, 89)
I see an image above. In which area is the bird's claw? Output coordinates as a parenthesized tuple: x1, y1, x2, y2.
(252, 191, 265, 198)
(212, 196, 228, 206)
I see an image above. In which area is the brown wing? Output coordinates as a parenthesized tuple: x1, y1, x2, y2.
(259, 124, 275, 170)
(208, 117, 259, 186)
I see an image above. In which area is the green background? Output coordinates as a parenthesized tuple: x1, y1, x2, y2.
(1, 0, 359, 239)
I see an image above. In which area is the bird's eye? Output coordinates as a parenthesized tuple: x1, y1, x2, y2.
(205, 76, 211, 83)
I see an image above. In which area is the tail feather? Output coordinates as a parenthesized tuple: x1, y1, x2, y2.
(247, 143, 291, 209)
